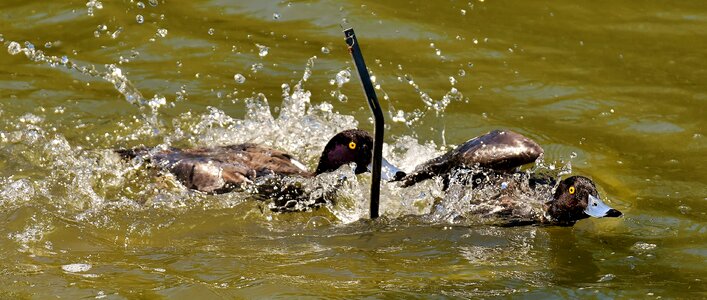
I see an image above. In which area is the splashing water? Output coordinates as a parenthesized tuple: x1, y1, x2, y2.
(234, 73, 246, 84)
(7, 41, 21, 55)
(256, 44, 269, 57)
(1, 40, 571, 228)
(328, 69, 351, 102)
(86, 0, 104, 17)
(333, 69, 351, 87)
(4, 39, 172, 138)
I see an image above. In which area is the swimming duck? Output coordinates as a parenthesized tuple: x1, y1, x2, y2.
(400, 129, 622, 225)
(117, 129, 404, 208)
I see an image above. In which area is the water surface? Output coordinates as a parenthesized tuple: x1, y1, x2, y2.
(0, 0, 705, 298)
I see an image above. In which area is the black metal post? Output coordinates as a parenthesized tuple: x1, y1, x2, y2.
(343, 27, 384, 219)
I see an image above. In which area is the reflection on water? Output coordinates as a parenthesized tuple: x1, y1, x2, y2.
(0, 0, 705, 298)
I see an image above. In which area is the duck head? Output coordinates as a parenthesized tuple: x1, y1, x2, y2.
(545, 176, 622, 224)
(315, 129, 405, 180)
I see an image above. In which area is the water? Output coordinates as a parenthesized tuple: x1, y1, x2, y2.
(0, 0, 705, 298)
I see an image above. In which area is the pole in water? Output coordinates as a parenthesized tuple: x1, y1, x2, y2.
(343, 27, 384, 219)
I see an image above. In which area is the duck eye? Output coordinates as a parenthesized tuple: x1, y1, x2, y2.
(348, 141, 357, 150)
(569, 186, 575, 195)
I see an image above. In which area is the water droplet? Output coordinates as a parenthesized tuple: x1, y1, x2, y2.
(208, 28, 215, 35)
(678, 205, 691, 214)
(7, 41, 21, 55)
(321, 46, 330, 54)
(86, 0, 104, 16)
(61, 56, 69, 64)
(458, 69, 466, 76)
(256, 44, 269, 57)
(111, 27, 123, 39)
(156, 28, 168, 37)
(460, 9, 467, 15)
(319, 102, 333, 112)
(0, 34, 4, 42)
(598, 274, 615, 282)
(62, 263, 92, 273)
(147, 95, 166, 110)
(449, 76, 457, 85)
(136, 14, 144, 24)
(250, 63, 263, 73)
(631, 242, 657, 252)
(137, 1, 145, 9)
(234, 73, 246, 84)
(334, 70, 351, 87)
(44, 42, 52, 48)
(392, 110, 406, 122)
(273, 12, 280, 20)
(149, 0, 158, 7)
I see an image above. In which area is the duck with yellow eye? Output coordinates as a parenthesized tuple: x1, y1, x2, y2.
(544, 176, 622, 225)
(116, 129, 405, 211)
(397, 129, 622, 226)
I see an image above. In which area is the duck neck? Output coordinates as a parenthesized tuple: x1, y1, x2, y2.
(542, 201, 578, 226)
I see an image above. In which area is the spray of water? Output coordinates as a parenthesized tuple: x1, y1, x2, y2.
(2, 24, 573, 233)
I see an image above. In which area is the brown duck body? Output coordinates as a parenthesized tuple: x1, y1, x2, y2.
(118, 144, 312, 194)
(116, 129, 393, 198)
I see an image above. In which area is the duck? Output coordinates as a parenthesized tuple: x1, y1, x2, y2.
(117, 129, 405, 210)
(398, 129, 622, 226)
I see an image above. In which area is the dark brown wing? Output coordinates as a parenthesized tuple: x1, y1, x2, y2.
(401, 130, 543, 187)
(123, 144, 311, 193)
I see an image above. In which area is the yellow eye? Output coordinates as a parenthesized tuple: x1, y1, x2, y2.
(569, 186, 575, 194)
(348, 141, 356, 150)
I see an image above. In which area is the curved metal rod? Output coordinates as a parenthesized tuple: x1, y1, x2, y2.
(343, 27, 384, 219)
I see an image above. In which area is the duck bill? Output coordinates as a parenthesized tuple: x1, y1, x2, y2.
(367, 158, 406, 181)
(585, 194, 622, 218)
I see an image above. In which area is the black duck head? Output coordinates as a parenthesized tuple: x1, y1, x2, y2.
(315, 129, 404, 180)
(546, 176, 622, 224)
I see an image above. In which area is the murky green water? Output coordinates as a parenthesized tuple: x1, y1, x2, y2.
(0, 0, 705, 298)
